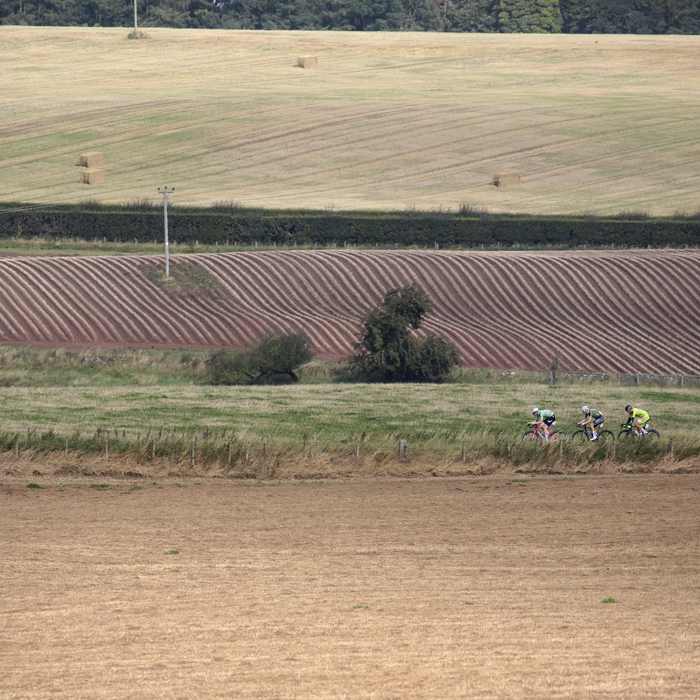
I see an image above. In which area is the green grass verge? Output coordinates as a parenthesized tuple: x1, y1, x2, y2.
(1, 381, 698, 461)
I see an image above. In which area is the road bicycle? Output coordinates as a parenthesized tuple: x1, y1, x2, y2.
(522, 422, 566, 443)
(571, 422, 615, 444)
(617, 420, 660, 441)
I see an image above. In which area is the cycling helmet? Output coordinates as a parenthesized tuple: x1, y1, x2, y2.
(625, 404, 632, 411)
(531, 407, 539, 415)
(581, 405, 589, 413)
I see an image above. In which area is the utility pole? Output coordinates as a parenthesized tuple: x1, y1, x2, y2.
(134, 0, 138, 29)
(158, 187, 174, 278)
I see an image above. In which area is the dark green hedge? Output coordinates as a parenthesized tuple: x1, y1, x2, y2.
(1, 205, 699, 248)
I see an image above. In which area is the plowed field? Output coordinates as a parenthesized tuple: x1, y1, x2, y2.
(1, 249, 699, 374)
(1, 475, 699, 699)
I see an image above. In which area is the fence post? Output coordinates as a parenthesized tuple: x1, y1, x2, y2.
(152, 440, 156, 461)
(15, 439, 18, 460)
(399, 439, 407, 458)
(105, 440, 109, 461)
(191, 439, 195, 467)
(228, 442, 232, 466)
(356, 443, 360, 459)
(461, 442, 466, 462)
(670, 440, 674, 459)
(64, 439, 68, 460)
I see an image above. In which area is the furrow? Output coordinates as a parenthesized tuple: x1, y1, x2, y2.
(200, 253, 348, 353)
(48, 257, 154, 344)
(196, 254, 339, 354)
(0, 259, 79, 342)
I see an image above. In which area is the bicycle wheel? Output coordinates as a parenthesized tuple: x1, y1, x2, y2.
(596, 430, 615, 444)
(571, 430, 589, 443)
(644, 430, 660, 440)
(522, 430, 541, 443)
(618, 429, 634, 441)
(550, 431, 566, 443)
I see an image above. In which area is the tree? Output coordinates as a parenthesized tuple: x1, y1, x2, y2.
(497, 0, 563, 31)
(206, 332, 313, 385)
(351, 283, 459, 383)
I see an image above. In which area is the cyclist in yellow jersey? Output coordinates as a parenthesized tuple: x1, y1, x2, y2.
(625, 404, 650, 436)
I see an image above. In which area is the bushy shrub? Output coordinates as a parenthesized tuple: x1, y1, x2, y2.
(247, 333, 314, 384)
(206, 349, 250, 385)
(206, 333, 313, 385)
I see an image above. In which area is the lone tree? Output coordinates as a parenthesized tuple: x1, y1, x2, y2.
(351, 283, 460, 383)
(206, 332, 313, 385)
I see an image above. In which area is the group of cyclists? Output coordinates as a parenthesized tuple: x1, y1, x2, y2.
(530, 405, 651, 441)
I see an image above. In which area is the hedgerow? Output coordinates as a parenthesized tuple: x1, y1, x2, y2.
(1, 204, 699, 248)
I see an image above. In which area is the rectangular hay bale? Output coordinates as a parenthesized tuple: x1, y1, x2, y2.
(296, 56, 318, 69)
(80, 168, 105, 185)
(78, 152, 104, 168)
(493, 172, 520, 187)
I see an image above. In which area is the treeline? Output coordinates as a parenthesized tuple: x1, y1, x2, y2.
(2, 203, 700, 248)
(1, 0, 699, 34)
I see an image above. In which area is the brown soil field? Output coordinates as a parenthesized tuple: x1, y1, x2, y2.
(1, 474, 699, 699)
(1, 249, 699, 373)
(2, 27, 699, 215)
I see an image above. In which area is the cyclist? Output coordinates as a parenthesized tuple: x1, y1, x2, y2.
(625, 404, 650, 436)
(531, 407, 556, 440)
(579, 405, 604, 441)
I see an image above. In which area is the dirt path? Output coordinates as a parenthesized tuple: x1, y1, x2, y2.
(1, 474, 699, 698)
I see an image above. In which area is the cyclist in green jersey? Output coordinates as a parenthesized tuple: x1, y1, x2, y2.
(531, 407, 556, 440)
(579, 405, 604, 441)
(625, 405, 650, 436)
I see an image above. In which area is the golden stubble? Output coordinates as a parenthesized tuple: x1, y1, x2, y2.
(1, 27, 699, 214)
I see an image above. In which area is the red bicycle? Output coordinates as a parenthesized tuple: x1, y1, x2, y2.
(522, 422, 566, 443)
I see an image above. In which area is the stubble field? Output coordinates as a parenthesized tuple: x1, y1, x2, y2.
(1, 475, 699, 698)
(2, 27, 700, 214)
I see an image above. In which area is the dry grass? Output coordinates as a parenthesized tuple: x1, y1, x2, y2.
(2, 474, 699, 698)
(3, 444, 700, 480)
(1, 27, 699, 214)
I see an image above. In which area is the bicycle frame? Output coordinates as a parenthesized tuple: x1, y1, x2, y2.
(526, 421, 551, 440)
(576, 422, 595, 439)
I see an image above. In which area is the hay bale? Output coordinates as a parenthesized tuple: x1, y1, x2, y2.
(493, 172, 520, 187)
(80, 168, 105, 185)
(296, 56, 318, 69)
(78, 152, 104, 168)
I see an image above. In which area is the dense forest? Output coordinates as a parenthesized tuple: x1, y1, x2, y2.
(1, 0, 699, 33)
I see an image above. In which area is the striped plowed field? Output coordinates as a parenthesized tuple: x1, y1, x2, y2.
(0, 249, 698, 374)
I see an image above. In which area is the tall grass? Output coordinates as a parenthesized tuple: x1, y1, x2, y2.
(0, 380, 698, 476)
(0, 346, 209, 387)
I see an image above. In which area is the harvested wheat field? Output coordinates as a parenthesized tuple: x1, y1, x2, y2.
(1, 474, 699, 698)
(0, 248, 699, 373)
(2, 27, 700, 214)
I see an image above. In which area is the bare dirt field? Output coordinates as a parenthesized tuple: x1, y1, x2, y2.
(2, 474, 699, 698)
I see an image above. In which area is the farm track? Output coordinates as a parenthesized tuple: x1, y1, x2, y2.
(0, 249, 698, 374)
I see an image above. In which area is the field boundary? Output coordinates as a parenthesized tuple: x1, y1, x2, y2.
(2, 205, 700, 249)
